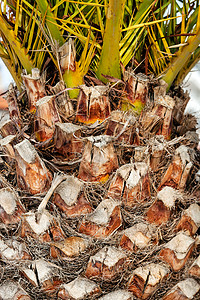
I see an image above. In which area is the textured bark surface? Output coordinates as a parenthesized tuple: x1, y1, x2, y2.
(0, 70, 200, 299)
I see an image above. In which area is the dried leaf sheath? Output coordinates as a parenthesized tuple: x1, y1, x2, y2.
(22, 68, 46, 113)
(14, 139, 52, 194)
(34, 96, 61, 142)
(78, 135, 118, 182)
(121, 73, 149, 114)
(54, 122, 83, 160)
(52, 81, 74, 119)
(76, 85, 110, 124)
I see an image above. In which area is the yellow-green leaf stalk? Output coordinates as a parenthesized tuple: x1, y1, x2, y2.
(35, 0, 64, 46)
(162, 29, 200, 90)
(96, 0, 126, 82)
(0, 15, 33, 74)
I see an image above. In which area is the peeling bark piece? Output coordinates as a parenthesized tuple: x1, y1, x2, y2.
(76, 85, 110, 124)
(159, 232, 195, 271)
(21, 259, 62, 294)
(173, 94, 190, 126)
(175, 203, 200, 236)
(59, 38, 76, 73)
(122, 72, 149, 114)
(0, 135, 16, 162)
(158, 145, 193, 190)
(14, 139, 52, 194)
(85, 246, 127, 280)
(6, 83, 22, 128)
(0, 238, 31, 260)
(108, 163, 150, 207)
(0, 188, 25, 225)
(105, 110, 139, 145)
(0, 119, 17, 138)
(0, 280, 31, 300)
(150, 136, 165, 171)
(22, 68, 46, 112)
(134, 146, 148, 162)
(52, 81, 74, 119)
(128, 263, 169, 299)
(54, 123, 83, 160)
(140, 95, 175, 140)
(146, 187, 181, 225)
(189, 255, 200, 278)
(78, 135, 118, 182)
(120, 222, 156, 252)
(58, 277, 101, 300)
(163, 278, 200, 300)
(98, 289, 133, 300)
(79, 198, 122, 239)
(51, 236, 88, 259)
(53, 175, 92, 217)
(21, 210, 65, 243)
(35, 95, 61, 142)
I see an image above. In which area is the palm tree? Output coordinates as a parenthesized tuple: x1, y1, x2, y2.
(0, 1, 200, 299)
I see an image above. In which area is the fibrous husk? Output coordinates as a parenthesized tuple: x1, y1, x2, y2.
(158, 145, 193, 190)
(21, 209, 65, 243)
(128, 263, 169, 299)
(78, 135, 118, 182)
(175, 203, 200, 236)
(163, 278, 200, 300)
(22, 68, 46, 112)
(76, 85, 110, 124)
(120, 222, 157, 251)
(58, 277, 101, 300)
(85, 246, 127, 280)
(0, 238, 31, 260)
(0, 187, 25, 225)
(54, 122, 83, 160)
(159, 231, 195, 271)
(0, 281, 31, 300)
(14, 139, 52, 194)
(51, 236, 88, 259)
(105, 110, 140, 145)
(78, 198, 122, 239)
(146, 187, 182, 225)
(107, 162, 151, 207)
(34, 95, 61, 142)
(52, 175, 93, 217)
(21, 259, 62, 294)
